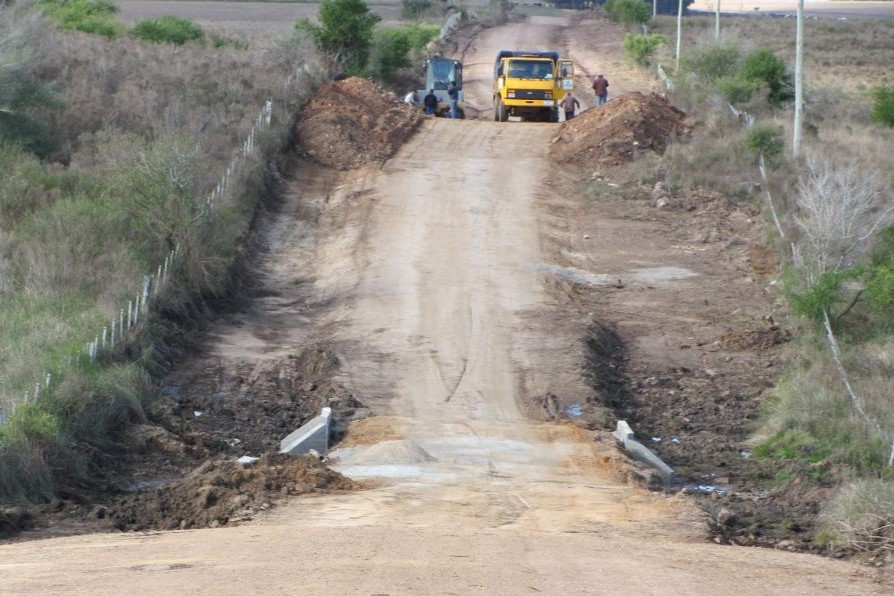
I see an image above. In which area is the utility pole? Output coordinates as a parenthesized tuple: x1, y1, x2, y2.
(793, 0, 804, 156)
(715, 0, 721, 40)
(675, 0, 683, 72)
(653, 0, 657, 18)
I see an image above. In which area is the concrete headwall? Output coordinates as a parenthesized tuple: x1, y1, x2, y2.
(280, 407, 331, 455)
(613, 420, 676, 486)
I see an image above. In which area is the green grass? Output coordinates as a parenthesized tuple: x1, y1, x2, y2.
(0, 9, 330, 503)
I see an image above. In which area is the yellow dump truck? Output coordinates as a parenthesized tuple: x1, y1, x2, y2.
(493, 50, 575, 122)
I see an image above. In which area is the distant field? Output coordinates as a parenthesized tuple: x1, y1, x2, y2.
(115, 0, 405, 35)
(689, 0, 894, 20)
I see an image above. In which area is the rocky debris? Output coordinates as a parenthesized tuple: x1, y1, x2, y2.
(550, 92, 691, 166)
(109, 453, 359, 531)
(294, 77, 423, 170)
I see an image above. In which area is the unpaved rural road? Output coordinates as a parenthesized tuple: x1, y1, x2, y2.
(1, 13, 892, 595)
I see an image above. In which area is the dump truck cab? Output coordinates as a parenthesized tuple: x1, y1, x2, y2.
(417, 57, 464, 118)
(493, 50, 575, 122)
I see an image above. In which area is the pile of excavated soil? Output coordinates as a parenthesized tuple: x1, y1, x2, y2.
(109, 454, 359, 531)
(294, 77, 423, 170)
(550, 92, 690, 166)
(720, 326, 791, 351)
(340, 440, 437, 466)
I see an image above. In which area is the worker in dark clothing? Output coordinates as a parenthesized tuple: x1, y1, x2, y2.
(447, 82, 459, 119)
(592, 74, 609, 106)
(560, 91, 581, 120)
(423, 89, 439, 116)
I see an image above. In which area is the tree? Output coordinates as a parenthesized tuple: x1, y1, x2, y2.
(296, 0, 380, 74)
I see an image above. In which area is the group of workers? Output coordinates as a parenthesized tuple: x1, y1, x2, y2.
(560, 74, 609, 120)
(402, 73, 609, 121)
(403, 81, 461, 119)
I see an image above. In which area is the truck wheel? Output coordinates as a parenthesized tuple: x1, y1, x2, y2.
(497, 99, 508, 122)
(549, 108, 559, 123)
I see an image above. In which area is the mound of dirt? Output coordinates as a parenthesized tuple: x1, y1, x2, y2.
(720, 326, 791, 351)
(109, 454, 359, 531)
(294, 77, 423, 170)
(550, 92, 690, 166)
(338, 440, 437, 466)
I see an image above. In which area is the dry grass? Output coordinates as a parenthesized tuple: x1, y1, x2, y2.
(0, 11, 329, 502)
(818, 479, 894, 553)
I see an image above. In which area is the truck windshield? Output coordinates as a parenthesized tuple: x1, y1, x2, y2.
(507, 59, 553, 80)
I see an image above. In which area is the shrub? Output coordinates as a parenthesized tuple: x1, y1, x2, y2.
(716, 75, 757, 105)
(681, 42, 740, 84)
(131, 16, 204, 46)
(744, 123, 784, 161)
(369, 29, 413, 81)
(871, 85, 894, 127)
(622, 33, 664, 67)
(41, 0, 123, 39)
(297, 0, 381, 74)
(740, 48, 792, 106)
(786, 267, 863, 326)
(368, 24, 438, 81)
(604, 0, 652, 25)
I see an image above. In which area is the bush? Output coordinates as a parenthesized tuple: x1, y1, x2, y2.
(622, 33, 664, 67)
(605, 0, 652, 25)
(871, 85, 894, 127)
(41, 0, 123, 39)
(681, 42, 740, 84)
(297, 0, 381, 74)
(369, 29, 412, 81)
(744, 123, 784, 161)
(740, 48, 792, 106)
(131, 16, 204, 46)
(368, 24, 438, 81)
(786, 267, 864, 326)
(716, 75, 758, 105)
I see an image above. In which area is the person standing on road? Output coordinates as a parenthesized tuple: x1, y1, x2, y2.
(447, 81, 460, 119)
(423, 89, 439, 116)
(592, 74, 609, 106)
(560, 91, 580, 120)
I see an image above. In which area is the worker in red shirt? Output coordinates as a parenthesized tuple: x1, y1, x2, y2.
(592, 74, 609, 106)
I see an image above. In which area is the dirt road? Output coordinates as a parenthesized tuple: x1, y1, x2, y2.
(1, 14, 891, 595)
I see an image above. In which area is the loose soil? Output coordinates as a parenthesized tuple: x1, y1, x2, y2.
(110, 454, 358, 531)
(550, 91, 691, 166)
(293, 76, 422, 170)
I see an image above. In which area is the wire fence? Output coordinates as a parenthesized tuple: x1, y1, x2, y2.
(0, 99, 274, 429)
